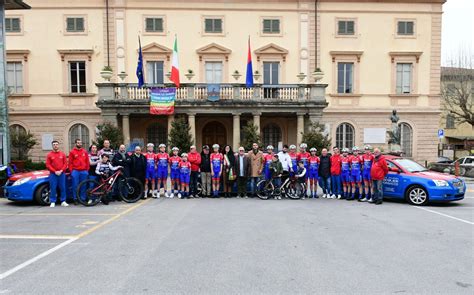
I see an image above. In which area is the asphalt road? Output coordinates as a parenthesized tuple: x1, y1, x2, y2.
(0, 183, 473, 294)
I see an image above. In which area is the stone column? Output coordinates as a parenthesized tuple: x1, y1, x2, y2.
(253, 112, 261, 135)
(122, 114, 130, 145)
(188, 113, 196, 145)
(233, 113, 241, 151)
(297, 113, 305, 145)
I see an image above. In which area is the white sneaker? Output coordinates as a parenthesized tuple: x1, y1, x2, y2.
(61, 201, 69, 207)
(302, 196, 306, 200)
(330, 194, 336, 199)
(145, 189, 148, 197)
(278, 196, 282, 200)
(50, 203, 55, 207)
(337, 194, 342, 199)
(170, 193, 174, 199)
(322, 194, 326, 198)
(360, 198, 368, 202)
(177, 193, 182, 199)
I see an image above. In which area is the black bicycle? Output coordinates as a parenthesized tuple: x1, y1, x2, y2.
(256, 175, 306, 200)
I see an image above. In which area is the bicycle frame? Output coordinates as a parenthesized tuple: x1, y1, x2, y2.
(90, 169, 124, 196)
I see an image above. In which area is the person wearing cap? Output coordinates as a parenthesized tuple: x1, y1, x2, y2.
(156, 144, 169, 198)
(319, 148, 332, 198)
(370, 148, 388, 205)
(179, 153, 192, 199)
(340, 148, 352, 199)
(188, 145, 202, 198)
(248, 143, 264, 198)
(263, 145, 275, 181)
(144, 143, 157, 198)
(348, 146, 363, 201)
(234, 147, 251, 198)
(307, 148, 320, 199)
(130, 146, 147, 198)
(200, 145, 212, 197)
(168, 147, 181, 198)
(361, 145, 375, 202)
(330, 147, 343, 199)
(288, 145, 298, 177)
(210, 144, 223, 197)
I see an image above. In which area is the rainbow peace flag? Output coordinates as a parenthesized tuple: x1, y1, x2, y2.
(150, 88, 176, 115)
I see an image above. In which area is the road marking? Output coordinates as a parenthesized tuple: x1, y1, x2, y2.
(413, 206, 474, 225)
(0, 213, 116, 216)
(0, 199, 151, 280)
(0, 235, 75, 240)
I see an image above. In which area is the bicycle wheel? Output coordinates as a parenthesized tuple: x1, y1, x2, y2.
(256, 179, 274, 200)
(118, 177, 144, 203)
(76, 179, 103, 206)
(286, 182, 304, 200)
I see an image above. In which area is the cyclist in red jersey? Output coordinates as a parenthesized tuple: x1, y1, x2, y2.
(210, 144, 223, 198)
(297, 143, 310, 197)
(155, 143, 169, 198)
(361, 145, 375, 202)
(288, 145, 298, 176)
(340, 148, 351, 199)
(168, 147, 181, 198)
(348, 146, 363, 201)
(144, 143, 156, 198)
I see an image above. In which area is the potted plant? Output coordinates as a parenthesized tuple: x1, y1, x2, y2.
(297, 72, 307, 82)
(232, 70, 241, 81)
(117, 71, 128, 81)
(100, 65, 113, 81)
(253, 70, 261, 81)
(312, 68, 324, 82)
(10, 129, 37, 171)
(185, 69, 195, 81)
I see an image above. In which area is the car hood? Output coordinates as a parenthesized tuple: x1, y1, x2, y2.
(415, 170, 459, 181)
(8, 170, 50, 181)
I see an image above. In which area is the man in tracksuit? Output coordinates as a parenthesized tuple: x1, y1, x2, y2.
(46, 140, 69, 207)
(188, 145, 202, 198)
(69, 139, 90, 204)
(330, 147, 343, 199)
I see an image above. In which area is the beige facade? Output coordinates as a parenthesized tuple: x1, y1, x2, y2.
(5, 0, 444, 163)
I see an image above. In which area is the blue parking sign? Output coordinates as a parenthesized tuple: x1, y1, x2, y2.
(438, 129, 444, 138)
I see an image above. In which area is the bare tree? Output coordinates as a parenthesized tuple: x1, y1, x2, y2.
(441, 49, 474, 127)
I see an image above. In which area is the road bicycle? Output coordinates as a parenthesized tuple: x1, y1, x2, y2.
(256, 174, 306, 200)
(76, 168, 144, 206)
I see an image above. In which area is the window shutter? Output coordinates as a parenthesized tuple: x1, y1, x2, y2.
(215, 19, 222, 32)
(156, 18, 163, 32)
(145, 18, 154, 31)
(66, 18, 75, 31)
(205, 19, 212, 32)
(76, 18, 84, 31)
(12, 18, 20, 32)
(406, 21, 414, 34)
(337, 21, 345, 34)
(272, 20, 280, 33)
(397, 21, 404, 34)
(347, 21, 354, 34)
(263, 19, 271, 33)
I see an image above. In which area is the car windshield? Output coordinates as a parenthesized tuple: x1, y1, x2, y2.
(393, 158, 429, 173)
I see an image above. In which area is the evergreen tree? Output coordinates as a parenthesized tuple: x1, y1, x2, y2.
(241, 121, 261, 151)
(94, 122, 124, 150)
(301, 123, 332, 152)
(168, 117, 193, 153)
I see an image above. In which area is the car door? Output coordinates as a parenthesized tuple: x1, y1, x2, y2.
(383, 160, 406, 198)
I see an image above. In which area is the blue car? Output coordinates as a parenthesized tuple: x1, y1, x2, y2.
(383, 156, 466, 205)
(3, 170, 74, 205)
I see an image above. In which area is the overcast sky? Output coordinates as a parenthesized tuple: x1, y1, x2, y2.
(441, 0, 474, 65)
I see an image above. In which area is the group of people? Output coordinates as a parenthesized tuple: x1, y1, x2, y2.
(45, 139, 389, 207)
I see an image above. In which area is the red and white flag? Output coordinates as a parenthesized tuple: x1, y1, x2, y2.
(170, 36, 180, 88)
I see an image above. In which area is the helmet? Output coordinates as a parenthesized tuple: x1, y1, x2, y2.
(342, 148, 349, 153)
(289, 144, 297, 150)
(300, 143, 307, 149)
(146, 143, 154, 148)
(172, 147, 179, 151)
(352, 146, 359, 152)
(158, 144, 166, 148)
(181, 153, 188, 157)
(266, 145, 274, 150)
(364, 145, 372, 150)
(310, 147, 317, 152)
(212, 144, 219, 149)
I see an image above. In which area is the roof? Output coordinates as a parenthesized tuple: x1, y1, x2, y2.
(445, 136, 474, 141)
(5, 0, 31, 10)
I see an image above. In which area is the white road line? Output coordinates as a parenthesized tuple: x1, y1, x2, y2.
(413, 206, 474, 225)
(0, 235, 74, 240)
(0, 237, 78, 280)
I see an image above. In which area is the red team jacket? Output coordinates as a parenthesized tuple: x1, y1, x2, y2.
(46, 151, 68, 173)
(68, 148, 90, 171)
(370, 155, 389, 180)
(330, 154, 342, 175)
(188, 152, 202, 172)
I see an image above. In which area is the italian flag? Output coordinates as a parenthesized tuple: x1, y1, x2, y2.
(170, 36, 180, 88)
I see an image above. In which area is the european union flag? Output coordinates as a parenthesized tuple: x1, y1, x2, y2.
(136, 37, 144, 88)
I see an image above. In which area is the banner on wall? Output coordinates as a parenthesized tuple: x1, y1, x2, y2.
(150, 88, 176, 115)
(207, 84, 220, 102)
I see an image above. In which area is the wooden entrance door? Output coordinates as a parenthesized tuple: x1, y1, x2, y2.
(202, 121, 227, 148)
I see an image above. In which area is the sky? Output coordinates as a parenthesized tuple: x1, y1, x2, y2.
(441, 0, 474, 66)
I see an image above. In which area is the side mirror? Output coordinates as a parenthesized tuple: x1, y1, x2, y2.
(390, 167, 401, 173)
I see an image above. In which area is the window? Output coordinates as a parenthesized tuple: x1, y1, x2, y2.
(396, 63, 412, 94)
(9, 124, 26, 135)
(204, 18, 222, 33)
(69, 61, 86, 93)
(145, 17, 163, 32)
(336, 123, 354, 149)
(262, 124, 282, 150)
(205, 62, 223, 84)
(263, 62, 280, 98)
(263, 19, 280, 34)
(5, 17, 21, 33)
(337, 63, 353, 94)
(338, 20, 355, 35)
(66, 17, 85, 32)
(400, 123, 413, 157)
(446, 114, 455, 129)
(397, 21, 414, 35)
(146, 61, 164, 84)
(446, 83, 456, 95)
(146, 123, 167, 146)
(69, 124, 90, 151)
(6, 62, 23, 94)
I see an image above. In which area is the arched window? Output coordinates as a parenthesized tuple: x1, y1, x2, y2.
(336, 123, 354, 149)
(400, 122, 413, 157)
(69, 124, 90, 150)
(9, 124, 26, 135)
(262, 123, 282, 150)
(146, 123, 167, 146)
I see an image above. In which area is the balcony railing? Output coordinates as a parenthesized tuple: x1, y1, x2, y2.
(97, 83, 327, 103)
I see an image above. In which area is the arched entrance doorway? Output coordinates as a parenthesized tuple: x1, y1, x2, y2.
(202, 121, 227, 148)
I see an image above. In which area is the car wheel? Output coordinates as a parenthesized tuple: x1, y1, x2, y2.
(406, 185, 429, 206)
(34, 183, 50, 206)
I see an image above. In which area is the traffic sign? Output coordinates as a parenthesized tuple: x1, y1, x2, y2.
(438, 129, 444, 138)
